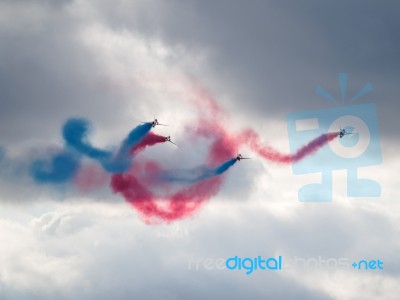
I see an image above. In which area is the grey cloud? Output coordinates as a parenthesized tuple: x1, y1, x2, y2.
(89, 0, 400, 137)
(0, 1, 140, 145)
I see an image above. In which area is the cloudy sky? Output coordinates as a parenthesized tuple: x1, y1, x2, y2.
(0, 0, 399, 299)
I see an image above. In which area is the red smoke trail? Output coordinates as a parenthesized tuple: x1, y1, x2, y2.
(188, 80, 339, 165)
(244, 129, 338, 163)
(110, 126, 232, 222)
(194, 120, 238, 164)
(110, 112, 236, 223)
(130, 132, 166, 154)
(111, 173, 222, 223)
(74, 133, 166, 191)
(189, 81, 225, 119)
(112, 80, 339, 223)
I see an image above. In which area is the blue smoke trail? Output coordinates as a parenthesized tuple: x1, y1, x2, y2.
(62, 119, 112, 160)
(30, 151, 80, 183)
(114, 122, 154, 160)
(29, 119, 151, 183)
(158, 158, 237, 184)
(62, 118, 152, 173)
(0, 145, 79, 184)
(214, 158, 237, 174)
